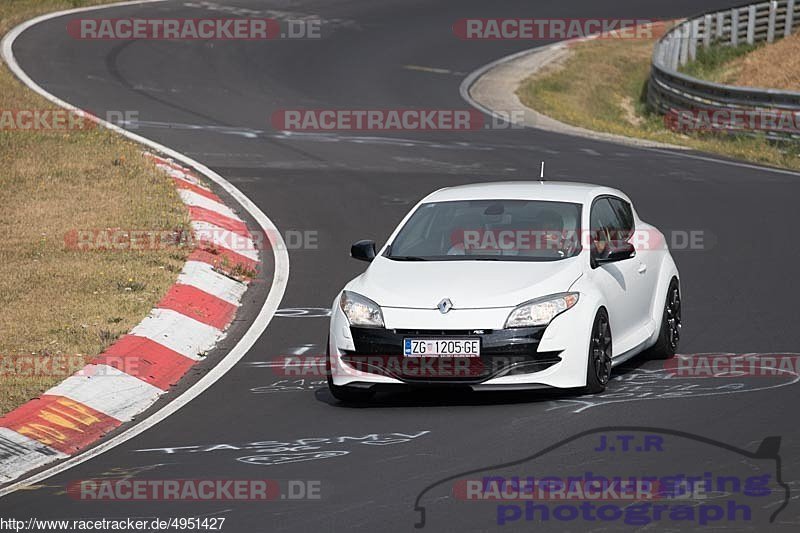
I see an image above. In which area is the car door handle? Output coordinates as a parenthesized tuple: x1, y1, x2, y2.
(637, 263, 647, 274)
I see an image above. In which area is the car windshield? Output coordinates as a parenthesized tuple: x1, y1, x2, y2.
(386, 199, 582, 261)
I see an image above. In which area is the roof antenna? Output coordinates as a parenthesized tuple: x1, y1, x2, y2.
(539, 161, 545, 183)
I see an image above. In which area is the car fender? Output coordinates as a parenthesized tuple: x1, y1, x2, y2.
(646, 251, 680, 346)
(537, 280, 605, 385)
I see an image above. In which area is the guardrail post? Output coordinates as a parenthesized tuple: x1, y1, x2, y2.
(767, 1, 778, 42)
(648, 1, 800, 138)
(671, 34, 681, 70)
(679, 23, 690, 65)
(689, 18, 700, 59)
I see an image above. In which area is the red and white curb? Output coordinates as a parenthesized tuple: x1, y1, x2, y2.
(0, 153, 258, 483)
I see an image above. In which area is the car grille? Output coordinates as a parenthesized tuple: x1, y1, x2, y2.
(341, 327, 561, 383)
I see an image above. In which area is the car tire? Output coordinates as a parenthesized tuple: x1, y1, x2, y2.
(326, 338, 374, 403)
(581, 308, 613, 394)
(645, 278, 681, 360)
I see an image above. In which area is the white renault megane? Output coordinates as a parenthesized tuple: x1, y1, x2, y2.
(327, 182, 681, 402)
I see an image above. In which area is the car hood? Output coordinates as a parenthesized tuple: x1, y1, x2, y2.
(346, 256, 583, 309)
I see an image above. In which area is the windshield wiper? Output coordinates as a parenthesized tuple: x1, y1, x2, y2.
(387, 256, 429, 261)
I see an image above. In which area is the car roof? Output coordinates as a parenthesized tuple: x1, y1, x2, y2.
(421, 181, 630, 205)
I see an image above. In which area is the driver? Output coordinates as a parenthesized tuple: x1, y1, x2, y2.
(530, 209, 568, 257)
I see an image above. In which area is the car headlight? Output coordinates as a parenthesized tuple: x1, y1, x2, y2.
(339, 291, 385, 328)
(505, 293, 579, 328)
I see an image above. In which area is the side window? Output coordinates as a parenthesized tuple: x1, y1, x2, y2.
(590, 198, 620, 251)
(589, 198, 620, 240)
(607, 197, 634, 241)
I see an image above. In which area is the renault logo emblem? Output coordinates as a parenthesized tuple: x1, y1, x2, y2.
(437, 298, 453, 314)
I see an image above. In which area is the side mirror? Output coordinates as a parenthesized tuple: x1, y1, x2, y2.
(592, 241, 635, 267)
(351, 240, 377, 262)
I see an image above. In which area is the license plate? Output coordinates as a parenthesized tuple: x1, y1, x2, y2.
(403, 338, 480, 358)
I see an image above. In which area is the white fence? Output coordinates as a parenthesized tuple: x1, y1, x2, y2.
(648, 0, 800, 139)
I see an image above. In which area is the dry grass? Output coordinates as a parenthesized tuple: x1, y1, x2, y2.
(0, 0, 190, 414)
(679, 42, 758, 84)
(728, 32, 800, 90)
(516, 33, 800, 170)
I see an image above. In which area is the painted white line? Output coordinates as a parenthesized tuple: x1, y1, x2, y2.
(292, 344, 316, 355)
(130, 309, 222, 360)
(191, 221, 259, 261)
(0, 0, 289, 496)
(403, 64, 466, 76)
(643, 147, 800, 178)
(48, 365, 163, 422)
(178, 189, 239, 219)
(246, 361, 324, 368)
(177, 260, 247, 305)
(0, 429, 67, 484)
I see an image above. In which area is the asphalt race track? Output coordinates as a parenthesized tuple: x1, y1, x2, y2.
(3, 0, 800, 531)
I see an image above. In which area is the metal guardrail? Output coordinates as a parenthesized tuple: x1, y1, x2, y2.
(648, 0, 800, 139)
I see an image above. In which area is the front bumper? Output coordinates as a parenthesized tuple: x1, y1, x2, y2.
(329, 297, 596, 390)
(341, 327, 561, 384)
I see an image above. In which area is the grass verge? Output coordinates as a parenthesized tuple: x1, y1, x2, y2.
(516, 34, 800, 170)
(684, 32, 800, 91)
(0, 1, 190, 414)
(679, 42, 759, 84)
